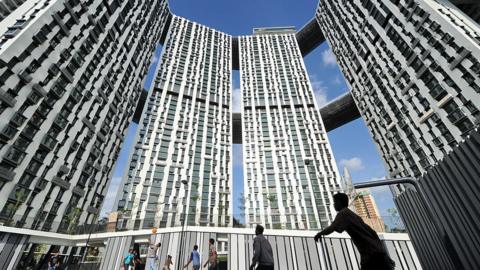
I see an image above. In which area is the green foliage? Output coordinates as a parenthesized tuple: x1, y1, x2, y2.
(66, 207, 82, 233)
(267, 194, 276, 202)
(217, 255, 228, 262)
(387, 208, 398, 217)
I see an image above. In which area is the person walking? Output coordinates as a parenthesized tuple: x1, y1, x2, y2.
(162, 255, 173, 270)
(47, 252, 60, 270)
(202, 239, 217, 270)
(249, 225, 274, 270)
(123, 249, 135, 270)
(132, 249, 142, 270)
(146, 240, 161, 270)
(183, 245, 201, 270)
(314, 193, 395, 270)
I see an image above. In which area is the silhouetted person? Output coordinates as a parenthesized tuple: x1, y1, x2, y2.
(47, 252, 60, 270)
(314, 193, 395, 270)
(250, 225, 274, 270)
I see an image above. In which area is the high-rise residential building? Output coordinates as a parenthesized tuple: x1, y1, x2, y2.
(239, 27, 342, 230)
(116, 16, 232, 229)
(340, 166, 355, 197)
(0, 0, 170, 232)
(352, 188, 385, 232)
(316, 0, 480, 178)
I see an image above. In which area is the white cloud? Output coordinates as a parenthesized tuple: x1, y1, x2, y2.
(100, 176, 122, 217)
(339, 157, 365, 171)
(309, 75, 329, 107)
(369, 183, 395, 216)
(321, 48, 337, 66)
(333, 76, 342, 85)
(232, 88, 241, 112)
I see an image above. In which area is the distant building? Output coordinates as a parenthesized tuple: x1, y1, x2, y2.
(106, 211, 120, 232)
(352, 189, 385, 233)
(340, 167, 355, 199)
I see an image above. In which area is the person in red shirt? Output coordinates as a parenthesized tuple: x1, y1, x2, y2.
(203, 238, 217, 270)
(314, 193, 395, 270)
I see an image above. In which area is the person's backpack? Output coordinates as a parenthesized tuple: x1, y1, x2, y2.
(125, 253, 133, 265)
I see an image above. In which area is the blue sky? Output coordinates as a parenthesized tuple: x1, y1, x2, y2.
(101, 0, 396, 220)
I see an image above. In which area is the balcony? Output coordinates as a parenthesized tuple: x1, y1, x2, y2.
(410, 140, 421, 151)
(91, 147, 102, 158)
(53, 115, 68, 129)
(35, 179, 48, 190)
(3, 146, 26, 165)
(82, 165, 94, 176)
(0, 88, 16, 107)
(72, 186, 85, 197)
(0, 166, 15, 182)
(10, 113, 27, 127)
(40, 134, 58, 151)
(50, 84, 66, 99)
(447, 108, 467, 124)
(87, 206, 100, 214)
(51, 176, 70, 190)
(58, 165, 70, 175)
(0, 125, 17, 141)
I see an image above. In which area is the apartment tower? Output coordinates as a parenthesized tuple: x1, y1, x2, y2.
(0, 0, 170, 232)
(352, 188, 385, 232)
(239, 27, 341, 230)
(316, 0, 480, 178)
(116, 16, 233, 229)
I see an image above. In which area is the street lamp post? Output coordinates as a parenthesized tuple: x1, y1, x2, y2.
(176, 180, 188, 270)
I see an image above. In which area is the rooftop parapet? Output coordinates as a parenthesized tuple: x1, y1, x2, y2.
(253, 26, 296, 35)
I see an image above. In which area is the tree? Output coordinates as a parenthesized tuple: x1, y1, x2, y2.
(2, 188, 28, 226)
(387, 208, 398, 216)
(267, 194, 276, 202)
(387, 207, 403, 232)
(238, 192, 246, 218)
(66, 207, 82, 233)
(13, 188, 28, 212)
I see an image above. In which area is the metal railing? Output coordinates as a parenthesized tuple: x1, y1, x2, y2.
(0, 212, 407, 236)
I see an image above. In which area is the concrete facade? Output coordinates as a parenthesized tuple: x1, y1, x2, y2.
(239, 29, 341, 230)
(0, 0, 171, 232)
(316, 0, 480, 178)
